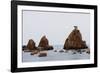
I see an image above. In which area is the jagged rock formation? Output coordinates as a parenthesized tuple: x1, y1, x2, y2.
(22, 45, 27, 51)
(38, 36, 53, 50)
(38, 36, 49, 47)
(63, 26, 88, 50)
(27, 39, 37, 50)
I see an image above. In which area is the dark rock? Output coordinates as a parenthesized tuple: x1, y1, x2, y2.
(86, 49, 90, 54)
(54, 50, 57, 52)
(22, 45, 27, 51)
(63, 26, 88, 50)
(77, 49, 81, 52)
(73, 52, 76, 54)
(82, 50, 86, 52)
(59, 50, 64, 53)
(79, 51, 82, 54)
(38, 36, 49, 47)
(27, 39, 37, 51)
(22, 45, 27, 48)
(44, 46, 53, 50)
(38, 36, 53, 50)
(38, 52, 47, 57)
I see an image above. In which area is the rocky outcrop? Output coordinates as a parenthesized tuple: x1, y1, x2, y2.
(38, 36, 48, 47)
(59, 50, 64, 53)
(63, 26, 88, 50)
(38, 36, 53, 50)
(22, 45, 27, 51)
(27, 39, 37, 50)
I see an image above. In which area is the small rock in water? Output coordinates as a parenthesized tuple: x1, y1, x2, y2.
(86, 49, 90, 54)
(22, 45, 27, 51)
(86, 51, 90, 54)
(54, 50, 57, 52)
(82, 50, 85, 52)
(59, 50, 64, 53)
(73, 52, 76, 54)
(77, 49, 81, 52)
(38, 51, 47, 57)
(79, 51, 82, 54)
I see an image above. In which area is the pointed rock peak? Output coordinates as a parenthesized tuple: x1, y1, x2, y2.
(38, 35, 49, 47)
(63, 26, 88, 49)
(41, 35, 47, 40)
(38, 35, 54, 50)
(28, 39, 35, 44)
(27, 39, 37, 50)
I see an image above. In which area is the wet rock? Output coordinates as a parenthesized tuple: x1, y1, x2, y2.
(22, 45, 27, 51)
(38, 51, 47, 57)
(77, 49, 81, 52)
(82, 49, 86, 52)
(86, 49, 90, 54)
(38, 36, 49, 47)
(44, 46, 53, 50)
(63, 26, 88, 50)
(59, 50, 64, 53)
(73, 52, 76, 54)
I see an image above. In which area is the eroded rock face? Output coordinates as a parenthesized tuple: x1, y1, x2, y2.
(63, 26, 88, 50)
(38, 36, 53, 50)
(27, 39, 37, 50)
(38, 36, 49, 47)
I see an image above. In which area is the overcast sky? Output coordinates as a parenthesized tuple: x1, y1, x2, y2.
(22, 10, 90, 46)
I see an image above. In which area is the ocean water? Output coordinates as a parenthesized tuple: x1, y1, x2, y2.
(22, 45, 90, 62)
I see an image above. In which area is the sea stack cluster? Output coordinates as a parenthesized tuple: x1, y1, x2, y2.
(22, 36, 53, 57)
(63, 26, 88, 50)
(22, 26, 89, 57)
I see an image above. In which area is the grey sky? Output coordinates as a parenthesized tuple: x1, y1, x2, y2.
(22, 10, 90, 46)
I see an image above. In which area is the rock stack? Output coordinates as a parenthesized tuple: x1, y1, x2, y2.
(38, 36, 53, 50)
(27, 39, 37, 50)
(38, 36, 49, 47)
(63, 26, 88, 50)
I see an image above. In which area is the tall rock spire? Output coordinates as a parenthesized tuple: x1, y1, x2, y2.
(63, 26, 88, 50)
(38, 35, 53, 50)
(27, 39, 37, 50)
(38, 36, 49, 47)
